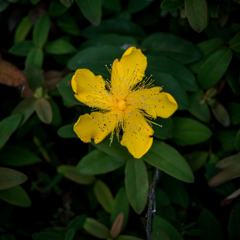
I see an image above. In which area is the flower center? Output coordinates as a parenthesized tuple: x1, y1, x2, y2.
(117, 99, 127, 111)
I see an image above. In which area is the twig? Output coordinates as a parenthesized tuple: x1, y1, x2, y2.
(146, 168, 160, 240)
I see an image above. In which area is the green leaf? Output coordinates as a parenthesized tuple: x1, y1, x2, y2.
(9, 40, 34, 57)
(198, 208, 223, 240)
(225, 68, 240, 96)
(0, 1, 9, 12)
(14, 16, 32, 43)
(58, 124, 77, 138)
(60, 0, 73, 7)
(214, 129, 237, 152)
(0, 186, 31, 207)
(125, 158, 148, 214)
(145, 70, 189, 111)
(228, 202, 240, 240)
(32, 232, 63, 240)
(229, 102, 240, 125)
(161, 174, 189, 208)
(216, 153, 240, 169)
(0, 167, 28, 190)
(235, 129, 240, 152)
(153, 117, 173, 140)
(33, 14, 50, 48)
(45, 39, 77, 55)
(76, 149, 126, 175)
(161, 0, 184, 10)
(155, 188, 170, 207)
(48, 99, 62, 127)
(35, 98, 53, 124)
(24, 65, 45, 90)
(185, 0, 208, 33)
(152, 216, 184, 240)
(94, 180, 114, 213)
(116, 236, 143, 240)
(110, 187, 129, 232)
(65, 228, 75, 240)
(142, 33, 202, 64)
(83, 218, 111, 239)
(57, 165, 95, 185)
(76, 0, 101, 26)
(229, 30, 240, 52)
(127, 0, 152, 13)
(25, 48, 44, 69)
(102, 0, 121, 11)
(152, 229, 170, 240)
(188, 92, 211, 122)
(12, 97, 37, 126)
(172, 117, 212, 146)
(49, 0, 68, 17)
(67, 214, 86, 232)
(211, 102, 230, 127)
(184, 151, 208, 171)
(197, 47, 233, 89)
(57, 73, 83, 105)
(143, 140, 194, 183)
(0, 114, 22, 150)
(0, 145, 42, 166)
(82, 19, 145, 40)
(147, 55, 198, 92)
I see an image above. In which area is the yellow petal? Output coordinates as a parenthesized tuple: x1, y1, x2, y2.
(121, 111, 153, 159)
(110, 47, 147, 99)
(127, 87, 178, 119)
(71, 69, 113, 110)
(74, 110, 123, 144)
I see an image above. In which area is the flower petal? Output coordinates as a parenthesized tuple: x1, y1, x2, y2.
(121, 110, 154, 159)
(127, 87, 178, 119)
(74, 110, 122, 144)
(110, 47, 147, 99)
(72, 69, 113, 110)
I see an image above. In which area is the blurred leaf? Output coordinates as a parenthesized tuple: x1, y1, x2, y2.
(94, 179, 114, 213)
(0, 59, 26, 87)
(142, 33, 201, 64)
(143, 140, 194, 183)
(49, 0, 68, 17)
(197, 47, 233, 89)
(0, 167, 28, 190)
(0, 1, 9, 12)
(102, 0, 121, 11)
(0, 145, 41, 166)
(25, 48, 44, 69)
(76, 0, 101, 26)
(127, 0, 152, 13)
(60, 0, 73, 7)
(77, 149, 126, 175)
(83, 218, 111, 239)
(116, 236, 143, 240)
(197, 208, 223, 240)
(211, 102, 230, 127)
(67, 214, 86, 232)
(228, 202, 240, 240)
(45, 39, 77, 55)
(229, 30, 240, 52)
(214, 129, 237, 152)
(225, 68, 240, 95)
(228, 102, 240, 125)
(216, 153, 240, 169)
(125, 158, 148, 214)
(12, 97, 37, 126)
(14, 16, 32, 43)
(9, 40, 35, 57)
(57, 165, 95, 184)
(111, 212, 124, 238)
(161, 0, 184, 10)
(0, 186, 31, 207)
(48, 99, 62, 126)
(0, 114, 22, 150)
(235, 129, 240, 151)
(172, 117, 212, 146)
(110, 187, 129, 232)
(153, 117, 173, 140)
(155, 188, 170, 207)
(151, 229, 170, 240)
(152, 216, 184, 240)
(58, 124, 77, 138)
(33, 14, 50, 48)
(32, 232, 63, 240)
(147, 55, 198, 92)
(184, 151, 208, 171)
(185, 0, 208, 33)
(188, 92, 211, 122)
(65, 228, 74, 240)
(161, 174, 189, 208)
(82, 19, 145, 40)
(35, 98, 53, 124)
(24, 65, 45, 90)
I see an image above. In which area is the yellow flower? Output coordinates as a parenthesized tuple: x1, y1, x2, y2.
(71, 47, 178, 158)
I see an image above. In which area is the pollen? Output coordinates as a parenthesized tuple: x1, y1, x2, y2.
(117, 99, 127, 111)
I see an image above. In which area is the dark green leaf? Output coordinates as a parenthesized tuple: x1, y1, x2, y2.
(125, 158, 148, 214)
(211, 102, 230, 127)
(143, 140, 194, 183)
(65, 228, 75, 240)
(228, 102, 240, 125)
(0, 114, 22, 150)
(197, 47, 233, 89)
(9, 40, 34, 57)
(67, 214, 86, 232)
(184, 151, 208, 171)
(153, 117, 173, 140)
(172, 117, 212, 145)
(76, 149, 126, 175)
(48, 99, 62, 127)
(127, 0, 152, 13)
(228, 202, 240, 240)
(115, 236, 143, 240)
(214, 129, 237, 152)
(185, 0, 208, 33)
(152, 229, 170, 240)
(32, 232, 63, 240)
(161, 0, 184, 11)
(142, 33, 201, 64)
(235, 129, 240, 152)
(24, 65, 45, 90)
(0, 145, 42, 166)
(0, 186, 31, 207)
(25, 48, 44, 69)
(76, 0, 101, 26)
(33, 14, 50, 48)
(45, 39, 77, 55)
(229, 30, 240, 52)
(0, 1, 9, 12)
(155, 188, 170, 207)
(102, 0, 121, 11)
(14, 16, 32, 43)
(58, 124, 77, 138)
(216, 153, 240, 169)
(35, 98, 53, 124)
(60, 0, 73, 7)
(225, 68, 240, 95)
(49, 0, 68, 17)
